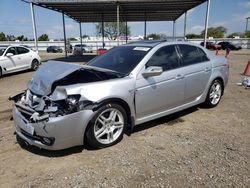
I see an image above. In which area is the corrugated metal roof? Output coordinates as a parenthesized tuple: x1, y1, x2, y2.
(27, 0, 207, 22)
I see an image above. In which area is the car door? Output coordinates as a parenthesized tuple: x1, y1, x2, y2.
(177, 44, 212, 104)
(16, 47, 32, 68)
(1, 47, 19, 72)
(135, 45, 185, 121)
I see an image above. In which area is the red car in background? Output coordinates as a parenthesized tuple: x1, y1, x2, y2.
(200, 42, 221, 50)
(97, 48, 107, 55)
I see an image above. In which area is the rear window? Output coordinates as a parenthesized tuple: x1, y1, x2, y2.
(17, 47, 29, 54)
(178, 45, 209, 66)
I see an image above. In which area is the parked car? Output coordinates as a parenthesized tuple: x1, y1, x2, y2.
(97, 48, 107, 55)
(0, 45, 41, 77)
(200, 42, 221, 50)
(47, 46, 63, 53)
(10, 41, 229, 150)
(73, 44, 92, 55)
(217, 41, 242, 50)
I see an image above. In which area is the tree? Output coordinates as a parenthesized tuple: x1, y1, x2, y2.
(68, 37, 78, 41)
(0, 32, 6, 41)
(16, 35, 28, 41)
(38, 34, 49, 41)
(186, 33, 201, 39)
(201, 26, 227, 38)
(227, 32, 244, 38)
(147, 33, 161, 40)
(96, 22, 131, 40)
(245, 31, 250, 38)
(6, 35, 16, 41)
(82, 35, 89, 39)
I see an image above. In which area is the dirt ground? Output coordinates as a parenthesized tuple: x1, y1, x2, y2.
(0, 50, 249, 187)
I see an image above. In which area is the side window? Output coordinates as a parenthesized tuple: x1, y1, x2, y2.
(146, 45, 180, 71)
(6, 47, 17, 55)
(197, 47, 209, 62)
(17, 47, 29, 54)
(178, 44, 202, 66)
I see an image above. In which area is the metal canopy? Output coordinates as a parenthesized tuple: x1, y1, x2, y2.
(28, 0, 206, 23)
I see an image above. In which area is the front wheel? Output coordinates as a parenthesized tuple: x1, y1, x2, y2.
(31, 59, 39, 71)
(85, 103, 127, 149)
(204, 79, 223, 108)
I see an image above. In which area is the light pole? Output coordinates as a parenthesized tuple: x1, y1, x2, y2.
(246, 17, 250, 33)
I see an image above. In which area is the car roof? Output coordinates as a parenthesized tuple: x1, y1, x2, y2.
(124, 40, 166, 47)
(124, 40, 207, 49)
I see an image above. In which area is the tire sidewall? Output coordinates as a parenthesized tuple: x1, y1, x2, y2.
(86, 103, 127, 149)
(205, 79, 223, 108)
(31, 59, 39, 71)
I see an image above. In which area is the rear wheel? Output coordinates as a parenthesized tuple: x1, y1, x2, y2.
(204, 79, 223, 108)
(31, 59, 39, 71)
(0, 67, 2, 78)
(86, 103, 127, 149)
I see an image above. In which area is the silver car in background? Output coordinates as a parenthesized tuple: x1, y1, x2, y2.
(10, 41, 229, 150)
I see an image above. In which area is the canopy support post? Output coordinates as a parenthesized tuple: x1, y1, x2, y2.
(184, 11, 187, 39)
(79, 22, 82, 53)
(102, 14, 105, 48)
(30, 2, 38, 51)
(173, 20, 176, 39)
(125, 21, 128, 43)
(117, 4, 120, 46)
(204, 0, 211, 48)
(62, 12, 67, 57)
(144, 13, 147, 39)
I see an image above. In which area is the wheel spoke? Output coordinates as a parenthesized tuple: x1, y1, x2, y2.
(96, 128, 106, 139)
(108, 131, 114, 142)
(210, 92, 215, 99)
(97, 117, 105, 126)
(113, 121, 123, 129)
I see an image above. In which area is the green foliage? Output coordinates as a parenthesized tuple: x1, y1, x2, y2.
(0, 32, 6, 41)
(6, 35, 16, 41)
(186, 33, 201, 39)
(16, 35, 28, 41)
(82, 35, 89, 39)
(147, 33, 161, 40)
(96, 22, 131, 40)
(68, 37, 78, 41)
(201, 26, 227, 38)
(245, 31, 250, 38)
(146, 33, 167, 40)
(227, 32, 245, 38)
(38, 34, 49, 41)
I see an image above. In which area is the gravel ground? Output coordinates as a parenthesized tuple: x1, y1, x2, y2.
(0, 50, 249, 187)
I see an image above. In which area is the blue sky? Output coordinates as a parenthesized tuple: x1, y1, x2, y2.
(0, 0, 250, 39)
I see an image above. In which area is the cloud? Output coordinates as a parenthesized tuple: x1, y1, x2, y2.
(232, 11, 250, 21)
(239, 1, 250, 8)
(187, 25, 204, 34)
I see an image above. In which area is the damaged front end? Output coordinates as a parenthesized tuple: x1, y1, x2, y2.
(10, 61, 124, 150)
(10, 90, 94, 123)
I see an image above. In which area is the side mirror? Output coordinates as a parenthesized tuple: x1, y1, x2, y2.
(142, 66, 163, 77)
(6, 53, 14, 57)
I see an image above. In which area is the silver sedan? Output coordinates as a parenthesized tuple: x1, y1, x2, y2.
(11, 41, 229, 150)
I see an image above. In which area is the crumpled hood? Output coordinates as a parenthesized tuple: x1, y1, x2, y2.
(28, 61, 82, 96)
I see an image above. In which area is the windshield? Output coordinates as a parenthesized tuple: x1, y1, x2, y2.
(88, 46, 151, 75)
(0, 47, 7, 56)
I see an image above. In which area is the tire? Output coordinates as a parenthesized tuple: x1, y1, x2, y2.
(0, 67, 2, 78)
(85, 103, 127, 149)
(31, 59, 39, 71)
(204, 79, 223, 108)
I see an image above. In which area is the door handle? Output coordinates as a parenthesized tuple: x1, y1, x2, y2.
(175, 74, 185, 80)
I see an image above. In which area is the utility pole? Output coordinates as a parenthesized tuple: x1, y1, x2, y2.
(246, 17, 250, 33)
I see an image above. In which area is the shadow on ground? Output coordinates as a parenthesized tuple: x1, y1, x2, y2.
(17, 106, 199, 157)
